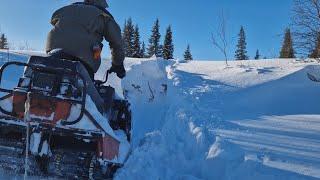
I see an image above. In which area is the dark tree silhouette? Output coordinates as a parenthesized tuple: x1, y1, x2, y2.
(235, 26, 248, 60)
(280, 28, 295, 58)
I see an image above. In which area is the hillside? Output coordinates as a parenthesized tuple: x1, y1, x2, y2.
(0, 51, 319, 180)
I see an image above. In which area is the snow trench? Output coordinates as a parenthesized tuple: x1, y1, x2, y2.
(114, 59, 319, 180)
(114, 60, 246, 180)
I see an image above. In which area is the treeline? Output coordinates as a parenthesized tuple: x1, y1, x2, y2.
(0, 33, 8, 49)
(122, 18, 193, 61)
(231, 26, 295, 61)
(231, 0, 320, 61)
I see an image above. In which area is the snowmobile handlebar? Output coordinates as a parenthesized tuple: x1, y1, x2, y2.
(0, 61, 87, 126)
(94, 69, 112, 86)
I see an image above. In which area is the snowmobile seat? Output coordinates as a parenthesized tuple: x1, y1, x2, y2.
(23, 55, 108, 114)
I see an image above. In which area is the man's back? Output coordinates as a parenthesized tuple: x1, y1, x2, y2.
(46, 2, 124, 74)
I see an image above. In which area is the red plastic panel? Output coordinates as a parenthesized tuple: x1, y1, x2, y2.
(97, 135, 120, 161)
(12, 91, 27, 119)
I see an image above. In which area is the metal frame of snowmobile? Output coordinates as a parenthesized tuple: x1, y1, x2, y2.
(0, 60, 122, 153)
(0, 58, 131, 179)
(0, 61, 87, 125)
(0, 113, 104, 140)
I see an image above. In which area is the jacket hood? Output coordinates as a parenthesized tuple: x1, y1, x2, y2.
(85, 0, 108, 8)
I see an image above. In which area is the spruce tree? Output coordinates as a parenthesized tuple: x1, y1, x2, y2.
(147, 19, 161, 57)
(122, 20, 128, 55)
(235, 26, 248, 60)
(280, 28, 295, 58)
(122, 21, 127, 36)
(158, 45, 163, 58)
(132, 25, 141, 58)
(140, 42, 146, 58)
(254, 49, 260, 60)
(309, 33, 320, 58)
(123, 18, 135, 57)
(163, 26, 174, 60)
(183, 45, 193, 61)
(0, 33, 8, 49)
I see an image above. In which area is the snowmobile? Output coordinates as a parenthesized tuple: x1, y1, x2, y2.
(0, 52, 131, 179)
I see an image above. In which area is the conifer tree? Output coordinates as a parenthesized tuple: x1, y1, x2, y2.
(122, 20, 127, 37)
(183, 45, 193, 61)
(123, 18, 135, 57)
(254, 49, 260, 60)
(157, 45, 163, 58)
(132, 25, 141, 58)
(140, 42, 146, 58)
(280, 28, 295, 58)
(122, 20, 128, 54)
(0, 33, 8, 49)
(157, 44, 163, 58)
(235, 26, 248, 60)
(147, 19, 161, 57)
(163, 26, 174, 60)
(309, 33, 320, 58)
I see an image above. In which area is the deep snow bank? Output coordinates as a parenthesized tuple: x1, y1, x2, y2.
(114, 58, 319, 180)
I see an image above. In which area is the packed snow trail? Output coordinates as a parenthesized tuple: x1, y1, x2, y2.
(1, 51, 320, 179)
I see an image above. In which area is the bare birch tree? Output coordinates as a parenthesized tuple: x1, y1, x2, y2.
(292, 0, 320, 55)
(211, 10, 229, 66)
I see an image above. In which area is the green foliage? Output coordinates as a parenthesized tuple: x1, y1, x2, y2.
(140, 41, 146, 58)
(123, 18, 135, 57)
(132, 25, 142, 58)
(235, 26, 248, 60)
(254, 49, 260, 60)
(0, 33, 8, 49)
(163, 26, 174, 60)
(147, 19, 162, 57)
(183, 45, 193, 61)
(280, 28, 295, 58)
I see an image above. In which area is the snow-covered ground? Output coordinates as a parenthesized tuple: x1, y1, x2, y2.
(1, 50, 320, 180)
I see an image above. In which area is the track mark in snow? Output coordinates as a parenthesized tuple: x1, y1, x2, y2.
(214, 115, 320, 178)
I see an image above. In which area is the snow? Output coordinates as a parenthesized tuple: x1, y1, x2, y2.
(29, 132, 41, 155)
(29, 132, 51, 157)
(84, 95, 118, 140)
(0, 96, 13, 112)
(39, 140, 50, 157)
(66, 103, 100, 132)
(68, 96, 131, 164)
(114, 130, 131, 164)
(1, 51, 320, 179)
(113, 58, 320, 180)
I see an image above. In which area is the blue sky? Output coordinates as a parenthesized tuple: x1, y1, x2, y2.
(0, 0, 293, 60)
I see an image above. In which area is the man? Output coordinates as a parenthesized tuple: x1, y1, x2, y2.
(46, 0, 125, 79)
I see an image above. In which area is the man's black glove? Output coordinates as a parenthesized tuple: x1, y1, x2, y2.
(109, 63, 126, 79)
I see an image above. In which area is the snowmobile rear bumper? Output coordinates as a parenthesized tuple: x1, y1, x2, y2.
(0, 115, 104, 140)
(0, 114, 124, 164)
